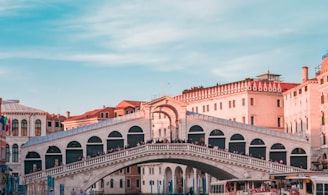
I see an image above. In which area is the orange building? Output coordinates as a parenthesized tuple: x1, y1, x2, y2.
(62, 106, 115, 130)
(46, 113, 66, 134)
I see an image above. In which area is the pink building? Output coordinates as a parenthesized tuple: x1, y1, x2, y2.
(317, 52, 328, 168)
(174, 72, 299, 131)
(283, 52, 328, 170)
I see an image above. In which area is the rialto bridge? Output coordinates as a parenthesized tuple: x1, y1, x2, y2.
(21, 96, 311, 194)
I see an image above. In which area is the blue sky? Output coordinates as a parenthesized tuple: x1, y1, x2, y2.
(1, 0, 327, 116)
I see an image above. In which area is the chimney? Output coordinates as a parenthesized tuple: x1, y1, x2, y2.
(302, 66, 308, 83)
(66, 111, 70, 119)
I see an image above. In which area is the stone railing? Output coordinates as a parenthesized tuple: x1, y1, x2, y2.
(23, 143, 305, 183)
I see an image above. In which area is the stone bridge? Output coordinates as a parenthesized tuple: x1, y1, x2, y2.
(23, 143, 304, 194)
(20, 96, 312, 194)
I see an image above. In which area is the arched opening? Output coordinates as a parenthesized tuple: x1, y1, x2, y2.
(174, 166, 184, 194)
(270, 143, 287, 164)
(127, 126, 144, 147)
(188, 125, 205, 145)
(164, 167, 173, 195)
(45, 146, 62, 169)
(208, 129, 225, 149)
(66, 141, 83, 164)
(249, 138, 266, 160)
(107, 131, 124, 152)
(87, 136, 103, 157)
(229, 134, 245, 155)
(24, 151, 41, 174)
(290, 148, 307, 169)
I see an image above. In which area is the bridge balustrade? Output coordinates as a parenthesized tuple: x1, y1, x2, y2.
(23, 143, 305, 184)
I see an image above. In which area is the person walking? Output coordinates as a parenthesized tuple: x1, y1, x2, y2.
(89, 188, 94, 195)
(71, 188, 77, 195)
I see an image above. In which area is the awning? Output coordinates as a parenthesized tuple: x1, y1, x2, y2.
(0, 164, 13, 171)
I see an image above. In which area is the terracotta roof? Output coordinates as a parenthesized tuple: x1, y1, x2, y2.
(115, 100, 143, 109)
(1, 99, 46, 113)
(65, 107, 115, 122)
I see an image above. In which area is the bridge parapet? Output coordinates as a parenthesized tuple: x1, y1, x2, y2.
(23, 143, 307, 184)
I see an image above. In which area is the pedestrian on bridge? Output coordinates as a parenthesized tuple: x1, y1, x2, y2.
(79, 188, 87, 195)
(71, 188, 76, 195)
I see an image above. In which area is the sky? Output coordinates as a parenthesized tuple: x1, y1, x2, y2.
(0, 0, 328, 116)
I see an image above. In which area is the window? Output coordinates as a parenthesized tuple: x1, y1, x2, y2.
(12, 119, 19, 136)
(21, 119, 27, 136)
(242, 116, 245, 123)
(277, 99, 281, 107)
(47, 121, 52, 127)
(101, 179, 104, 188)
(126, 166, 130, 174)
(55, 121, 59, 128)
(251, 116, 254, 125)
(321, 78, 324, 84)
(322, 94, 325, 104)
(277, 118, 281, 128)
(214, 103, 217, 111)
(299, 88, 302, 94)
(127, 179, 131, 188)
(232, 100, 235, 107)
(12, 144, 18, 162)
(5, 144, 10, 163)
(120, 179, 123, 188)
(136, 179, 140, 188)
(202, 105, 205, 112)
(242, 98, 245, 106)
(110, 179, 114, 188)
(195, 107, 198, 113)
(35, 119, 41, 136)
(322, 112, 325, 126)
(219, 102, 222, 110)
(229, 101, 231, 108)
(304, 86, 308, 92)
(250, 98, 254, 106)
(206, 104, 209, 112)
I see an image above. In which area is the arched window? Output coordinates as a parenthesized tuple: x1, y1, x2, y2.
(35, 119, 41, 136)
(12, 119, 19, 136)
(12, 144, 19, 162)
(5, 144, 10, 162)
(21, 119, 27, 136)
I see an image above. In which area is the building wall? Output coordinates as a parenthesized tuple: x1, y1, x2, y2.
(177, 78, 290, 131)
